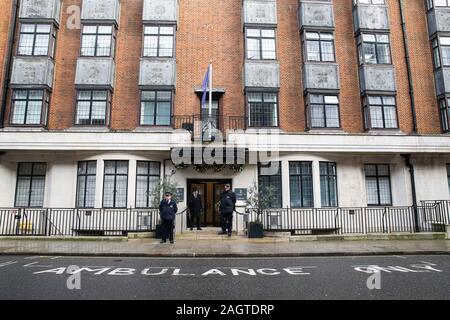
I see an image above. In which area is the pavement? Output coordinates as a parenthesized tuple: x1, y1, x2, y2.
(0, 231, 449, 257)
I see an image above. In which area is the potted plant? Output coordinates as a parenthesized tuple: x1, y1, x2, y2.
(245, 182, 277, 238)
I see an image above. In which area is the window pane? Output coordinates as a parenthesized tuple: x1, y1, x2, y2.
(160, 26, 174, 35)
(159, 36, 173, 57)
(247, 38, 260, 59)
(76, 101, 91, 125)
(301, 176, 313, 207)
(103, 176, 115, 207)
(84, 176, 96, 207)
(15, 177, 31, 207)
(248, 93, 262, 102)
(11, 101, 27, 124)
(325, 104, 340, 128)
(261, 39, 276, 59)
(104, 161, 116, 174)
(370, 106, 384, 128)
(76, 176, 86, 207)
(144, 35, 158, 57)
(141, 102, 155, 125)
(26, 100, 42, 124)
(29, 176, 45, 207)
(149, 162, 160, 175)
(378, 178, 392, 205)
(311, 104, 325, 127)
(384, 106, 398, 128)
(321, 41, 335, 61)
(18, 34, 34, 55)
(34, 34, 49, 55)
(96, 35, 111, 56)
(116, 161, 128, 174)
(136, 175, 148, 208)
(115, 176, 128, 208)
(366, 177, 379, 205)
(156, 101, 171, 125)
(307, 40, 320, 61)
(91, 102, 106, 125)
(81, 35, 96, 56)
(87, 161, 97, 174)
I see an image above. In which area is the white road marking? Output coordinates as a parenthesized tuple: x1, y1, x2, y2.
(23, 262, 54, 268)
(24, 256, 40, 260)
(0, 261, 18, 268)
(50, 256, 62, 260)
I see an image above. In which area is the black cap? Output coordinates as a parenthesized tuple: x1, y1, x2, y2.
(165, 192, 173, 196)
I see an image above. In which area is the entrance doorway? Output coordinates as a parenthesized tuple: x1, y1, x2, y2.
(186, 179, 232, 227)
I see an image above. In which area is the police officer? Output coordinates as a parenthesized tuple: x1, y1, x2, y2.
(159, 192, 178, 244)
(188, 188, 203, 231)
(219, 184, 236, 237)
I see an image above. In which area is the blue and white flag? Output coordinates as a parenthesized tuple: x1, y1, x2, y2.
(201, 66, 210, 107)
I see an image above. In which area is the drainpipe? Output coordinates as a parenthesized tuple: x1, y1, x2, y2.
(402, 154, 420, 232)
(0, 0, 19, 128)
(398, 0, 418, 133)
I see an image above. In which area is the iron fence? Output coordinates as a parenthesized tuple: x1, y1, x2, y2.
(245, 203, 450, 235)
(0, 208, 159, 237)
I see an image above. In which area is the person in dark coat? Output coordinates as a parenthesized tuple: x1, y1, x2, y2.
(159, 192, 178, 244)
(219, 184, 236, 237)
(188, 188, 203, 231)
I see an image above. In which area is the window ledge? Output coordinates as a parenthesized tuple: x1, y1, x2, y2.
(133, 126, 176, 133)
(64, 127, 111, 133)
(0, 127, 47, 132)
(365, 129, 406, 136)
(307, 128, 345, 134)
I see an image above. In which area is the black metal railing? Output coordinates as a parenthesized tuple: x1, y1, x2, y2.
(0, 202, 448, 237)
(172, 114, 247, 141)
(0, 208, 159, 237)
(244, 203, 450, 235)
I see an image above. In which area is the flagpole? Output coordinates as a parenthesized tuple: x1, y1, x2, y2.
(209, 61, 212, 117)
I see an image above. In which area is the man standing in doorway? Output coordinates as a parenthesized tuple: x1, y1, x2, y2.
(188, 188, 203, 231)
(159, 192, 178, 244)
(219, 184, 236, 237)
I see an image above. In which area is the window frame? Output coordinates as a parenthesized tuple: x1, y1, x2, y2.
(80, 24, 116, 58)
(75, 161, 97, 209)
(289, 161, 314, 209)
(74, 90, 111, 126)
(430, 35, 450, 70)
(305, 93, 341, 129)
(357, 32, 392, 66)
(438, 96, 450, 132)
(246, 91, 280, 128)
(364, 164, 393, 207)
(142, 24, 176, 58)
(302, 31, 336, 63)
(139, 90, 173, 127)
(447, 163, 450, 195)
(363, 95, 399, 130)
(258, 162, 283, 209)
(245, 27, 277, 61)
(319, 162, 339, 208)
(102, 160, 129, 209)
(14, 162, 47, 208)
(135, 161, 161, 208)
(17, 23, 56, 58)
(9, 89, 49, 127)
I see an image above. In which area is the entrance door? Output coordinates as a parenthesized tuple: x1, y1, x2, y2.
(187, 179, 232, 228)
(187, 182, 207, 228)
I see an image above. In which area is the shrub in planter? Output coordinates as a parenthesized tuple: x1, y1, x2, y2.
(248, 222, 264, 238)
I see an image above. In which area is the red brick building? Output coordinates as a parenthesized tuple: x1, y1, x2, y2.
(0, 0, 449, 236)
